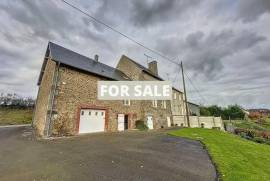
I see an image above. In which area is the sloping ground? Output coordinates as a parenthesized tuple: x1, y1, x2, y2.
(169, 128, 270, 181)
(0, 108, 32, 125)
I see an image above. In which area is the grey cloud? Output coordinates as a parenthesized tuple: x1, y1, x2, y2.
(130, 0, 201, 27)
(156, 29, 266, 79)
(237, 0, 270, 22)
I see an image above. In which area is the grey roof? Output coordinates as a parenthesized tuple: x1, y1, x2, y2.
(38, 42, 130, 85)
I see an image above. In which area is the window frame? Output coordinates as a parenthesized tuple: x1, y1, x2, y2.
(123, 100, 131, 106)
(152, 100, 158, 108)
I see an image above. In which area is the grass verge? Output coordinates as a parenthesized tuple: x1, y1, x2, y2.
(0, 107, 33, 125)
(169, 128, 270, 181)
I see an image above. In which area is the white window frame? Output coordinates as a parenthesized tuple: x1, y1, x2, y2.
(123, 100, 130, 106)
(162, 100, 166, 109)
(152, 100, 158, 108)
(174, 93, 177, 99)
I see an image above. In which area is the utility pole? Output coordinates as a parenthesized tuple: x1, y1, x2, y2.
(181, 61, 190, 127)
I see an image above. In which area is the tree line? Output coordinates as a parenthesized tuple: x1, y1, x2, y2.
(0, 93, 35, 108)
(200, 105, 245, 120)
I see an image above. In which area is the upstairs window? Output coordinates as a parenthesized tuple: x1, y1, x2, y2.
(162, 100, 167, 109)
(174, 93, 177, 99)
(152, 100, 158, 107)
(123, 100, 130, 106)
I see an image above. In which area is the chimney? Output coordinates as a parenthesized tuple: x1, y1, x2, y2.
(94, 54, 99, 62)
(148, 61, 158, 76)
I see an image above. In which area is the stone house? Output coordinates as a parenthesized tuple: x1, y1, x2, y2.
(33, 42, 172, 137)
(116, 55, 172, 128)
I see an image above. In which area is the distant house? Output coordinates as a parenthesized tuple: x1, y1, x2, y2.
(188, 102, 200, 116)
(248, 109, 270, 118)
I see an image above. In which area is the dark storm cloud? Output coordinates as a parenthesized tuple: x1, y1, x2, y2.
(130, 0, 201, 27)
(156, 29, 266, 79)
(0, 0, 74, 40)
(237, 0, 270, 22)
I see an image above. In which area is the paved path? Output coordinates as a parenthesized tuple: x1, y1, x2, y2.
(0, 126, 216, 181)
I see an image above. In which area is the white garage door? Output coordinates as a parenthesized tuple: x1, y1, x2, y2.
(79, 109, 105, 134)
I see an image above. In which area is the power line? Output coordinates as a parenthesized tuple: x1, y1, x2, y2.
(184, 70, 206, 105)
(60, 0, 180, 65)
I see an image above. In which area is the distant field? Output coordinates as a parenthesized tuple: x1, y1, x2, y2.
(224, 118, 270, 131)
(0, 107, 33, 125)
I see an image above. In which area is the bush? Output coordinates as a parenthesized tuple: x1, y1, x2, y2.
(253, 137, 265, 143)
(135, 120, 148, 131)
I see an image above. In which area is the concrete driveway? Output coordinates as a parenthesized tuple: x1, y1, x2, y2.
(0, 126, 216, 181)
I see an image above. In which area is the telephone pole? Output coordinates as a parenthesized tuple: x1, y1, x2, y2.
(181, 61, 190, 127)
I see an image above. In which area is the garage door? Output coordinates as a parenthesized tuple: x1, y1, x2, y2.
(79, 109, 105, 134)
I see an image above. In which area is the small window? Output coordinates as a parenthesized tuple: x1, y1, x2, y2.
(95, 112, 98, 116)
(81, 111, 84, 115)
(101, 112, 104, 116)
(179, 94, 182, 101)
(162, 100, 166, 109)
(123, 100, 130, 106)
(89, 111, 91, 115)
(152, 100, 157, 107)
(174, 93, 177, 99)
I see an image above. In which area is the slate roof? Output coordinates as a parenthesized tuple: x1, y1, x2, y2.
(38, 42, 130, 85)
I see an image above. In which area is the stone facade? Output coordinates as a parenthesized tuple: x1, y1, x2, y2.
(116, 55, 172, 129)
(51, 65, 144, 136)
(33, 58, 56, 136)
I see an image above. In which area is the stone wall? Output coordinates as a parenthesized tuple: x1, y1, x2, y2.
(51, 65, 143, 136)
(33, 59, 56, 136)
(173, 115, 224, 130)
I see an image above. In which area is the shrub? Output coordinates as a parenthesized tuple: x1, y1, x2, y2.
(135, 120, 148, 131)
(253, 137, 265, 143)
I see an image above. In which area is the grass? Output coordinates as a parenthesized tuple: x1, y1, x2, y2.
(169, 128, 270, 181)
(0, 107, 33, 125)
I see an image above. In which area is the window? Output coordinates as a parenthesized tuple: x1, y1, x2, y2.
(95, 112, 98, 116)
(123, 100, 130, 106)
(162, 100, 166, 109)
(152, 100, 158, 107)
(179, 94, 182, 101)
(101, 112, 104, 116)
(81, 111, 84, 115)
(89, 111, 91, 115)
(174, 93, 177, 99)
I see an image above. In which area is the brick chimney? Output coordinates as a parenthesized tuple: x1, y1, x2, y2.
(148, 61, 158, 76)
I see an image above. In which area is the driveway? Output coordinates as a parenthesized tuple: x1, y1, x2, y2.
(0, 126, 216, 181)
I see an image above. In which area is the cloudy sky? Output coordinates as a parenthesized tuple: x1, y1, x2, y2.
(0, 0, 269, 108)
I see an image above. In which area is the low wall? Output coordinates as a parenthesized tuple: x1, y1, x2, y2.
(173, 115, 224, 130)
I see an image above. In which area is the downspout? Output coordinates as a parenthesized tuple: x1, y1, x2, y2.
(45, 62, 60, 137)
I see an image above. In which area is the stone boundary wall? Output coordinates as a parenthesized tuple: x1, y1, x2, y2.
(173, 115, 224, 130)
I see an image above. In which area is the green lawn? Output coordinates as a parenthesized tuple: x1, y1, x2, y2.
(169, 128, 270, 181)
(0, 108, 33, 125)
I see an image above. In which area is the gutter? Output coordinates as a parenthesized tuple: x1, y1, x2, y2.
(45, 61, 60, 137)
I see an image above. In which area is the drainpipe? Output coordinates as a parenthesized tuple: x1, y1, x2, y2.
(45, 62, 60, 137)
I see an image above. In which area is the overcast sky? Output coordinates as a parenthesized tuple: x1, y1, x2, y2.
(0, 0, 269, 108)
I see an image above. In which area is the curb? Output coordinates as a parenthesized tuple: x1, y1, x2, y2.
(0, 124, 31, 128)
